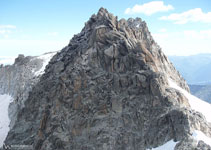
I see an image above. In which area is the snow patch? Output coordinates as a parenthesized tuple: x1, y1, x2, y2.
(193, 130, 211, 146)
(0, 94, 13, 147)
(168, 78, 211, 123)
(147, 140, 178, 150)
(33, 52, 56, 76)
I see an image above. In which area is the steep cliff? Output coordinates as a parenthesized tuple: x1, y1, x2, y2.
(4, 8, 211, 150)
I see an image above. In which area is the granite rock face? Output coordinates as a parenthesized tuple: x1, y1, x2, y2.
(4, 8, 211, 150)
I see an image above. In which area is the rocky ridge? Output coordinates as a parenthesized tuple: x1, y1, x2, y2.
(3, 8, 211, 150)
(0, 52, 56, 130)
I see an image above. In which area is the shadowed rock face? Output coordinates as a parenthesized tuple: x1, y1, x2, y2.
(4, 8, 211, 150)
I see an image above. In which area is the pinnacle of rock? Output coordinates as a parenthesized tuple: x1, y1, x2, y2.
(3, 8, 211, 150)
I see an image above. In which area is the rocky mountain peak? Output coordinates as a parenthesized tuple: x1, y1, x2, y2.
(3, 8, 211, 150)
(97, 7, 110, 18)
(14, 54, 32, 65)
(56, 8, 189, 91)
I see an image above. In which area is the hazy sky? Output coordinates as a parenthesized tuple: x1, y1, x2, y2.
(0, 0, 211, 58)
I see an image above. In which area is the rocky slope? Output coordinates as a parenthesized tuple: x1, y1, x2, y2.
(3, 8, 211, 150)
(0, 52, 56, 148)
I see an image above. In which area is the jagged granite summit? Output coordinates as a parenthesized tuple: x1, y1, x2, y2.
(4, 8, 211, 150)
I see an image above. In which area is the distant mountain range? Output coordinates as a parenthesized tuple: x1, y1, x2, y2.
(169, 53, 211, 85)
(189, 84, 211, 103)
(169, 54, 211, 103)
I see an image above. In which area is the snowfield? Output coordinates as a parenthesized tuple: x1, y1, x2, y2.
(147, 140, 178, 150)
(33, 52, 56, 76)
(0, 94, 13, 147)
(193, 130, 211, 146)
(168, 78, 211, 123)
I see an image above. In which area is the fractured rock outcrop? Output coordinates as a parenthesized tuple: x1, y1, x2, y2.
(4, 8, 211, 150)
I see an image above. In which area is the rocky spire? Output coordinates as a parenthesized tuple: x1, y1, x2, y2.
(4, 8, 211, 150)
